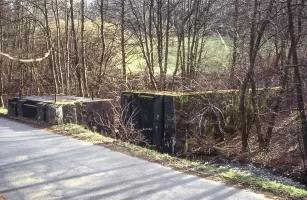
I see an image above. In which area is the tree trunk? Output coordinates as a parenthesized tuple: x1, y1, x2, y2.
(0, 6, 4, 107)
(65, 0, 71, 95)
(70, 0, 83, 97)
(81, 0, 88, 97)
(44, 0, 58, 101)
(230, 0, 238, 89)
(121, 0, 127, 89)
(239, 0, 274, 152)
(54, 0, 64, 94)
(287, 0, 307, 158)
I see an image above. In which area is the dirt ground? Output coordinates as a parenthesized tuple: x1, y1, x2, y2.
(218, 111, 307, 185)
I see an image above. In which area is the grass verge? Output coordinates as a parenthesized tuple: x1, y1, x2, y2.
(1, 109, 306, 200)
(0, 107, 8, 116)
(51, 124, 307, 200)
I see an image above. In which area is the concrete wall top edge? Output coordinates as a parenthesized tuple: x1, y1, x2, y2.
(123, 87, 281, 97)
(9, 96, 113, 104)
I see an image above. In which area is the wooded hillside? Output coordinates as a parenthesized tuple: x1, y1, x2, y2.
(1, 0, 307, 184)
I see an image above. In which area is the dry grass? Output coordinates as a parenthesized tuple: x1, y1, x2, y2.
(51, 124, 115, 144)
(0, 195, 7, 200)
(0, 107, 8, 116)
(50, 123, 307, 200)
(218, 111, 306, 184)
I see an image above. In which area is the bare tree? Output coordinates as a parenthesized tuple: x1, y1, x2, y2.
(239, 0, 275, 152)
(70, 0, 84, 96)
(81, 0, 89, 96)
(287, 0, 307, 158)
(0, 2, 4, 107)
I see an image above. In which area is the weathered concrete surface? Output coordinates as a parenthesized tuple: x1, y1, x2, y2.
(36, 103, 46, 122)
(7, 100, 17, 117)
(62, 104, 77, 124)
(77, 100, 114, 134)
(17, 100, 25, 118)
(46, 104, 63, 125)
(0, 118, 268, 200)
(8, 97, 115, 134)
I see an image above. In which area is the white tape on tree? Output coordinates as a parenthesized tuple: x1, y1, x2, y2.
(0, 49, 51, 63)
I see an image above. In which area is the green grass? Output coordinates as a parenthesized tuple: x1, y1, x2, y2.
(194, 165, 307, 198)
(39, 19, 278, 77)
(125, 36, 232, 74)
(52, 124, 114, 144)
(49, 19, 237, 75)
(0, 107, 8, 116)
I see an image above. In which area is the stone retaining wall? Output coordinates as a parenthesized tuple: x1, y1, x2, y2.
(121, 89, 279, 155)
(8, 97, 114, 134)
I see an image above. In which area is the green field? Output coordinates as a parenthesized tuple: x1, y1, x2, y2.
(125, 36, 232, 74)
(49, 20, 232, 75)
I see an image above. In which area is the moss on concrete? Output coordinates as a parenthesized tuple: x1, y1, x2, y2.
(138, 95, 154, 99)
(54, 101, 77, 105)
(124, 87, 280, 97)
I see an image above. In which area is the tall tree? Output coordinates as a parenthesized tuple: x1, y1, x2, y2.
(70, 0, 84, 96)
(81, 0, 89, 96)
(239, 0, 275, 152)
(287, 0, 307, 158)
(0, 2, 4, 107)
(121, 0, 127, 88)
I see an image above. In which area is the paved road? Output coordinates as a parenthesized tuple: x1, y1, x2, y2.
(0, 118, 267, 200)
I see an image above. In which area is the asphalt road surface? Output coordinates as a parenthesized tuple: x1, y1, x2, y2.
(0, 118, 268, 200)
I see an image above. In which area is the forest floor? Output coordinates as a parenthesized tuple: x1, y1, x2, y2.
(215, 111, 307, 186)
(0, 108, 307, 200)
